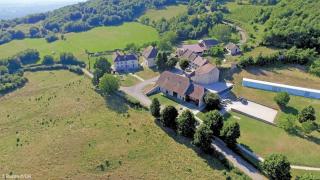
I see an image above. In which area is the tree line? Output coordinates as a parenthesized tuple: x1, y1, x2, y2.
(0, 0, 185, 45)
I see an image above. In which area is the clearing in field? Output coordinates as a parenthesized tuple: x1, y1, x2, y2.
(0, 22, 159, 63)
(0, 70, 245, 179)
(140, 5, 188, 21)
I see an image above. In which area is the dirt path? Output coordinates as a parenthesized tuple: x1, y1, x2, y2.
(222, 20, 248, 44)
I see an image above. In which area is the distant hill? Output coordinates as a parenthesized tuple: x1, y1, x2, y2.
(0, 1, 86, 20)
(0, 0, 181, 45)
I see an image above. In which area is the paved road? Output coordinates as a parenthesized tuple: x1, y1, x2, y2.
(222, 20, 248, 44)
(120, 76, 159, 107)
(212, 138, 267, 180)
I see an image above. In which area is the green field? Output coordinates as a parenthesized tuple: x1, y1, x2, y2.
(0, 22, 159, 63)
(227, 112, 320, 168)
(0, 70, 247, 179)
(150, 93, 180, 108)
(140, 5, 188, 21)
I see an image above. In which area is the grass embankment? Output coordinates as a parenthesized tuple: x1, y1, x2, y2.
(227, 112, 320, 168)
(0, 22, 159, 63)
(140, 4, 188, 21)
(0, 70, 245, 179)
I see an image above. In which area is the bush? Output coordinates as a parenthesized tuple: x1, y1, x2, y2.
(160, 105, 178, 129)
(59, 52, 84, 66)
(45, 34, 58, 43)
(204, 92, 221, 110)
(301, 121, 318, 135)
(298, 105, 316, 123)
(176, 110, 196, 138)
(179, 59, 189, 71)
(274, 92, 290, 107)
(17, 49, 40, 65)
(42, 55, 55, 65)
(261, 154, 291, 180)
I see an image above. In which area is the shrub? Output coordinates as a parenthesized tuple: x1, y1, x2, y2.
(301, 121, 318, 135)
(204, 92, 221, 110)
(45, 34, 58, 43)
(59, 52, 84, 66)
(274, 92, 290, 107)
(17, 49, 40, 65)
(261, 154, 291, 180)
(179, 59, 189, 70)
(42, 55, 55, 65)
(298, 105, 316, 123)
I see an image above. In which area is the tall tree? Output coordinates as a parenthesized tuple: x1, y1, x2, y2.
(193, 123, 213, 153)
(203, 110, 224, 137)
(150, 98, 161, 118)
(261, 154, 291, 180)
(204, 93, 221, 110)
(220, 121, 240, 148)
(274, 92, 290, 107)
(176, 110, 196, 138)
(98, 74, 119, 95)
(160, 106, 178, 129)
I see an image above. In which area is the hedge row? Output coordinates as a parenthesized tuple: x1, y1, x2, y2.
(23, 64, 83, 75)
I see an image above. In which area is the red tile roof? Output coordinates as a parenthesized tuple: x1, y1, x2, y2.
(195, 63, 217, 75)
(156, 71, 190, 96)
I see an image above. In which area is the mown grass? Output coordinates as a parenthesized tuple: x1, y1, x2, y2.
(0, 70, 246, 179)
(118, 74, 142, 87)
(227, 112, 320, 168)
(140, 5, 187, 21)
(0, 22, 159, 63)
(150, 93, 180, 108)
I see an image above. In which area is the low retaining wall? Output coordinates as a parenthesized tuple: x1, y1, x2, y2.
(243, 78, 320, 99)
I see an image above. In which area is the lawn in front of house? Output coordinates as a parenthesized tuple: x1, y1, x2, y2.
(140, 4, 188, 21)
(135, 67, 160, 80)
(0, 22, 159, 63)
(0, 70, 247, 179)
(227, 112, 320, 168)
(118, 74, 142, 87)
(149, 93, 180, 108)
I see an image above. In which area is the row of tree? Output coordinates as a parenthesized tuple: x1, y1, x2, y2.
(150, 98, 241, 152)
(238, 47, 320, 77)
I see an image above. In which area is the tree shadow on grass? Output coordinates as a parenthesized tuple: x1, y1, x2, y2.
(153, 119, 232, 172)
(280, 106, 299, 116)
(104, 93, 129, 114)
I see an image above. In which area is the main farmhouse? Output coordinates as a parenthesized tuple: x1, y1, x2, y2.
(149, 39, 223, 108)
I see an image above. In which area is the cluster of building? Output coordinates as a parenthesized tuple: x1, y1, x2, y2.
(112, 39, 239, 107)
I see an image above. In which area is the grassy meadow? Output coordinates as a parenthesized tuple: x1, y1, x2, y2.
(0, 22, 159, 63)
(0, 70, 247, 179)
(227, 112, 320, 168)
(140, 5, 188, 21)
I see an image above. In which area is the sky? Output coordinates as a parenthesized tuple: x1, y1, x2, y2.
(0, 0, 87, 5)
